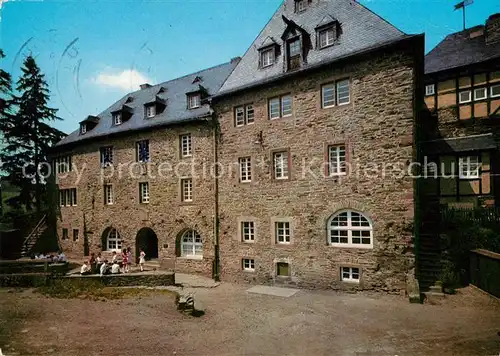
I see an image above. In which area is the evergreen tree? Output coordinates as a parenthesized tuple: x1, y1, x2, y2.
(0, 55, 65, 213)
(0, 49, 15, 216)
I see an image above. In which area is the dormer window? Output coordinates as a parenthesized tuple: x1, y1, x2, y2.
(113, 112, 122, 125)
(145, 105, 156, 118)
(315, 16, 340, 49)
(295, 0, 308, 13)
(287, 37, 302, 71)
(318, 26, 335, 49)
(260, 48, 275, 68)
(80, 123, 87, 135)
(188, 93, 201, 109)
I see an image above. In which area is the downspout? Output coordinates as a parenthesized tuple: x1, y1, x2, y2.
(210, 105, 221, 282)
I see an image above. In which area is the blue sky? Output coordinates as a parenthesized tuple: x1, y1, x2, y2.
(1, 0, 499, 135)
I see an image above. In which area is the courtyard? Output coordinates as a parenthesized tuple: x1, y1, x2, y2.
(0, 282, 499, 356)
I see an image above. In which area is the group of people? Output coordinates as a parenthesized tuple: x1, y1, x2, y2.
(80, 248, 146, 276)
(32, 251, 67, 263)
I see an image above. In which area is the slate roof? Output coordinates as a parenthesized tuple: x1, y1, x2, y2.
(218, 0, 406, 95)
(425, 25, 500, 74)
(56, 60, 238, 147)
(421, 134, 497, 154)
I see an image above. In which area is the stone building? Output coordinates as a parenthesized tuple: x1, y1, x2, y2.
(419, 13, 500, 288)
(212, 0, 423, 291)
(53, 61, 238, 276)
(52, 0, 425, 293)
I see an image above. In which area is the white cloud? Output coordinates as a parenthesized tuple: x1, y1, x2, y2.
(92, 69, 152, 91)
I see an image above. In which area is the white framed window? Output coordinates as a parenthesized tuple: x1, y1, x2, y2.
(336, 79, 350, 105)
(71, 189, 77, 206)
(260, 48, 275, 68)
(235, 106, 245, 126)
(145, 105, 156, 118)
(181, 178, 193, 202)
(328, 145, 347, 176)
(241, 221, 255, 242)
(55, 155, 72, 174)
(234, 104, 255, 127)
(106, 228, 122, 251)
(136, 140, 150, 162)
(275, 221, 291, 244)
(242, 258, 255, 271)
(246, 105, 255, 124)
(491, 84, 500, 98)
(281, 95, 292, 116)
(459, 156, 480, 179)
(180, 134, 192, 157)
(341, 267, 360, 283)
(188, 93, 201, 109)
(104, 184, 113, 205)
(319, 27, 335, 48)
(100, 146, 113, 167)
(273, 151, 289, 180)
(269, 97, 280, 119)
(459, 90, 472, 104)
(60, 188, 77, 207)
(80, 123, 87, 135)
(269, 94, 292, 119)
(181, 229, 203, 257)
(425, 84, 435, 96)
(239, 157, 252, 183)
(139, 182, 149, 204)
(321, 83, 335, 108)
(474, 87, 487, 101)
(113, 112, 122, 125)
(328, 210, 373, 248)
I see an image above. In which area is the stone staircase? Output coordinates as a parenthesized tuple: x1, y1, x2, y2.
(19, 215, 47, 258)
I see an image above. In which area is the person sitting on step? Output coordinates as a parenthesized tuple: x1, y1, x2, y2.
(111, 261, 120, 274)
(80, 261, 91, 275)
(100, 260, 110, 276)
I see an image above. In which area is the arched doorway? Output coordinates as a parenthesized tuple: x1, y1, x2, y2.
(136, 227, 158, 262)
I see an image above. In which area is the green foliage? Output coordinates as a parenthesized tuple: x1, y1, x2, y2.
(440, 208, 500, 286)
(0, 54, 66, 213)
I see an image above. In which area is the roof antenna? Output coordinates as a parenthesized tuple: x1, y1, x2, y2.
(454, 0, 473, 31)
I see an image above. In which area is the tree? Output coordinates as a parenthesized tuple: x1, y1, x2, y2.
(0, 49, 15, 217)
(0, 55, 65, 213)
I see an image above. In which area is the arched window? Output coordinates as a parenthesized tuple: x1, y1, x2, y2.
(107, 228, 122, 251)
(181, 230, 203, 258)
(328, 210, 373, 248)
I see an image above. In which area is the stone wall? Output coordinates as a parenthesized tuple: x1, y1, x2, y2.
(64, 272, 175, 287)
(56, 123, 215, 277)
(213, 46, 418, 293)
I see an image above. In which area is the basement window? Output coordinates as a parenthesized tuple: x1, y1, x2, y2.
(276, 262, 290, 277)
(341, 267, 360, 283)
(242, 258, 255, 271)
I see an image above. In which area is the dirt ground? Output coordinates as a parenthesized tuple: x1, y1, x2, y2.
(0, 283, 499, 356)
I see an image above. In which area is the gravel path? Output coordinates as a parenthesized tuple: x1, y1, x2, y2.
(0, 284, 498, 355)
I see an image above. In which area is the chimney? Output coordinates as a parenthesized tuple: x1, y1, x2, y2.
(230, 56, 241, 64)
(140, 83, 152, 90)
(485, 13, 500, 45)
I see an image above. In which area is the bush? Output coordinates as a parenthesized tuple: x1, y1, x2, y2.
(440, 208, 500, 287)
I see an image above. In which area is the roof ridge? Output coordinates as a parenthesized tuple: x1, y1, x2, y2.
(125, 60, 235, 96)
